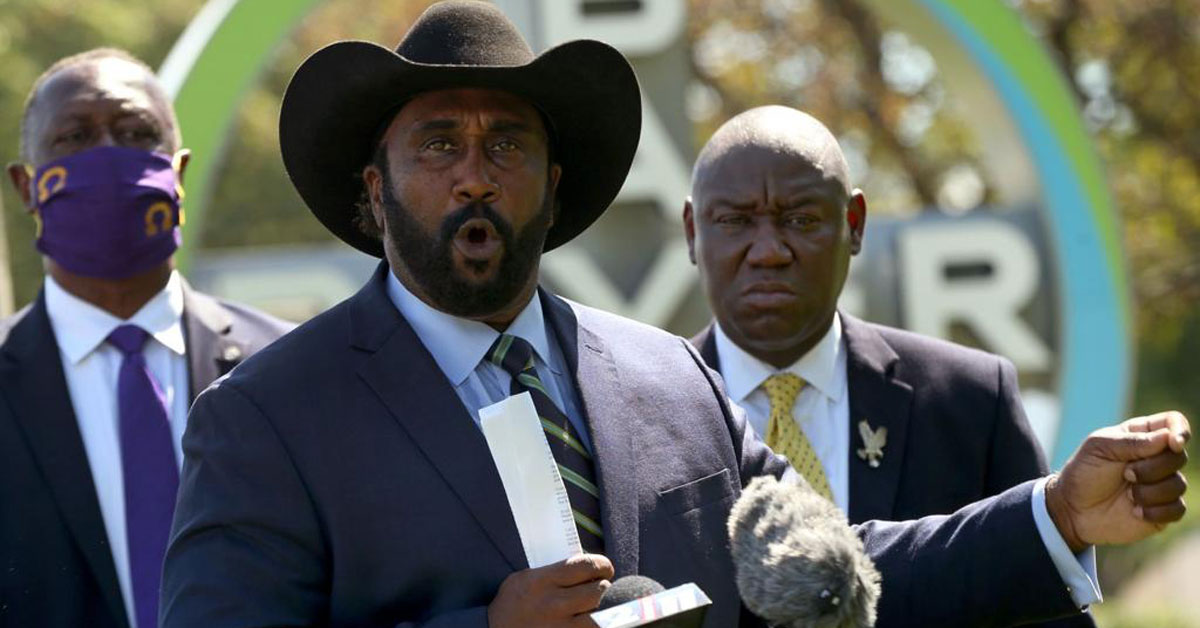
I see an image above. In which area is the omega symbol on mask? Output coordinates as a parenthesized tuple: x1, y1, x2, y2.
(144, 202, 175, 236)
(36, 167, 67, 204)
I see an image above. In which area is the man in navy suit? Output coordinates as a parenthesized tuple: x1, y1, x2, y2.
(0, 48, 293, 628)
(162, 3, 1191, 627)
(685, 105, 1052, 522)
(685, 105, 1094, 626)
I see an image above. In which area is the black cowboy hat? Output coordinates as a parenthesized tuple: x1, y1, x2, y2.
(279, 0, 642, 257)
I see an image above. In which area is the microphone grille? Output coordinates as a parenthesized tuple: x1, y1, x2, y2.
(597, 575, 666, 610)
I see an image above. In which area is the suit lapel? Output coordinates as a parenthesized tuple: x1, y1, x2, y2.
(181, 281, 244, 401)
(690, 322, 721, 373)
(0, 294, 128, 627)
(352, 265, 527, 571)
(542, 293, 640, 577)
(842, 314, 913, 523)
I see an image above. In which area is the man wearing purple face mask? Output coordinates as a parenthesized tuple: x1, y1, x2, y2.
(0, 48, 293, 628)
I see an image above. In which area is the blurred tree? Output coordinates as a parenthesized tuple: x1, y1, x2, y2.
(687, 0, 997, 217)
(1015, 0, 1200, 424)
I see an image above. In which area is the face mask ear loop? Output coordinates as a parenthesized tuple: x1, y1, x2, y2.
(22, 163, 37, 206)
(18, 164, 42, 237)
(171, 150, 188, 226)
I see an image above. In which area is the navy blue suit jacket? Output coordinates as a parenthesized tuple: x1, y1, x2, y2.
(0, 283, 293, 628)
(693, 317, 1094, 627)
(162, 265, 1087, 627)
(691, 316, 1051, 524)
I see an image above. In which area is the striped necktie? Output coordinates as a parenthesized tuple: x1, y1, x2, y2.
(763, 373, 833, 501)
(488, 334, 604, 553)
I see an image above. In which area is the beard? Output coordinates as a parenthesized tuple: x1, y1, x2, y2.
(379, 175, 554, 318)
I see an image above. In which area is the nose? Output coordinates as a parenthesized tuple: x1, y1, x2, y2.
(745, 223, 793, 267)
(84, 128, 119, 152)
(452, 145, 500, 205)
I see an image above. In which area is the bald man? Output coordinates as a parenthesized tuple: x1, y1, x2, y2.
(1, 49, 291, 628)
(684, 106, 1093, 625)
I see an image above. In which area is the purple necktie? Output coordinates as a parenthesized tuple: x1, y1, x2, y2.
(107, 324, 178, 628)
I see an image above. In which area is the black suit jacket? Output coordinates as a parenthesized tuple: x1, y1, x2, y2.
(0, 282, 293, 628)
(693, 314, 1095, 627)
(162, 265, 1087, 628)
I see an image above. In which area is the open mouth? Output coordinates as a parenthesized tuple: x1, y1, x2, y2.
(453, 218, 503, 262)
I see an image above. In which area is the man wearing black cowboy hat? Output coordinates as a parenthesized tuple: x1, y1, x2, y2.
(162, 2, 1191, 627)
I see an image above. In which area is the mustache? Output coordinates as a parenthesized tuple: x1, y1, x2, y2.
(438, 203, 514, 243)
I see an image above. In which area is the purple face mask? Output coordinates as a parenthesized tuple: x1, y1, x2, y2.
(31, 145, 184, 280)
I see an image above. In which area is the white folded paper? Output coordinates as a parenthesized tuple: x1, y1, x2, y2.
(479, 392, 582, 567)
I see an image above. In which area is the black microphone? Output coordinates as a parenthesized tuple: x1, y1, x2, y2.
(590, 576, 711, 627)
(727, 476, 881, 628)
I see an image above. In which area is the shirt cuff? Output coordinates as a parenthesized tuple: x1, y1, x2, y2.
(1031, 476, 1103, 608)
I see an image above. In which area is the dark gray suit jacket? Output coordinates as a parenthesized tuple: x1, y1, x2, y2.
(162, 265, 1088, 628)
(0, 282, 293, 628)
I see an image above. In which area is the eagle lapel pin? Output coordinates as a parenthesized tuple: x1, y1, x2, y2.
(856, 420, 887, 468)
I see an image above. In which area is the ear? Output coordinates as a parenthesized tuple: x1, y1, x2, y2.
(683, 197, 697, 265)
(847, 189, 866, 256)
(362, 163, 387, 233)
(6, 163, 34, 211)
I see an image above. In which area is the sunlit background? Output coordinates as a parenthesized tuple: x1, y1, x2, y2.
(0, 0, 1196, 624)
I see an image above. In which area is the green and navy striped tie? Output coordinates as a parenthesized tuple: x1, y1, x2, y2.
(488, 334, 604, 553)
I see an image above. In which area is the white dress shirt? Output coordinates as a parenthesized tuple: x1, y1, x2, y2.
(714, 315, 851, 511)
(385, 272, 591, 452)
(713, 313, 1101, 608)
(44, 271, 189, 628)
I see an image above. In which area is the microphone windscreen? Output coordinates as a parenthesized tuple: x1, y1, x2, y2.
(597, 575, 666, 610)
(727, 476, 881, 628)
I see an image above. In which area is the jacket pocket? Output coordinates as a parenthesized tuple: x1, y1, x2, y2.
(656, 468, 734, 515)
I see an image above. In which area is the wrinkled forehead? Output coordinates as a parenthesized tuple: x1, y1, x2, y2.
(694, 140, 850, 205)
(31, 58, 172, 135)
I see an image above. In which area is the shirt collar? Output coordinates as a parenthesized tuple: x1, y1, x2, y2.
(714, 313, 846, 403)
(385, 270, 555, 386)
(44, 270, 187, 364)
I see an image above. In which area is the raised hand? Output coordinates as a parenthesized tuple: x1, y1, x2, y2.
(1046, 411, 1190, 553)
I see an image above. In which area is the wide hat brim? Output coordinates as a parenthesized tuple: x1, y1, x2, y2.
(279, 38, 642, 257)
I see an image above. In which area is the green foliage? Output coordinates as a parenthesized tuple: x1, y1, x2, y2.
(1015, 0, 1200, 430)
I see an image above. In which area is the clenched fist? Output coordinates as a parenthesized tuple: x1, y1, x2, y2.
(1047, 411, 1190, 553)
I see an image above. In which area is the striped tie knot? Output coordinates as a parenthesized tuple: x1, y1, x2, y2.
(489, 333, 535, 376)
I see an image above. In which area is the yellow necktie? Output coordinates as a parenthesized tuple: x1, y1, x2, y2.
(763, 373, 833, 501)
